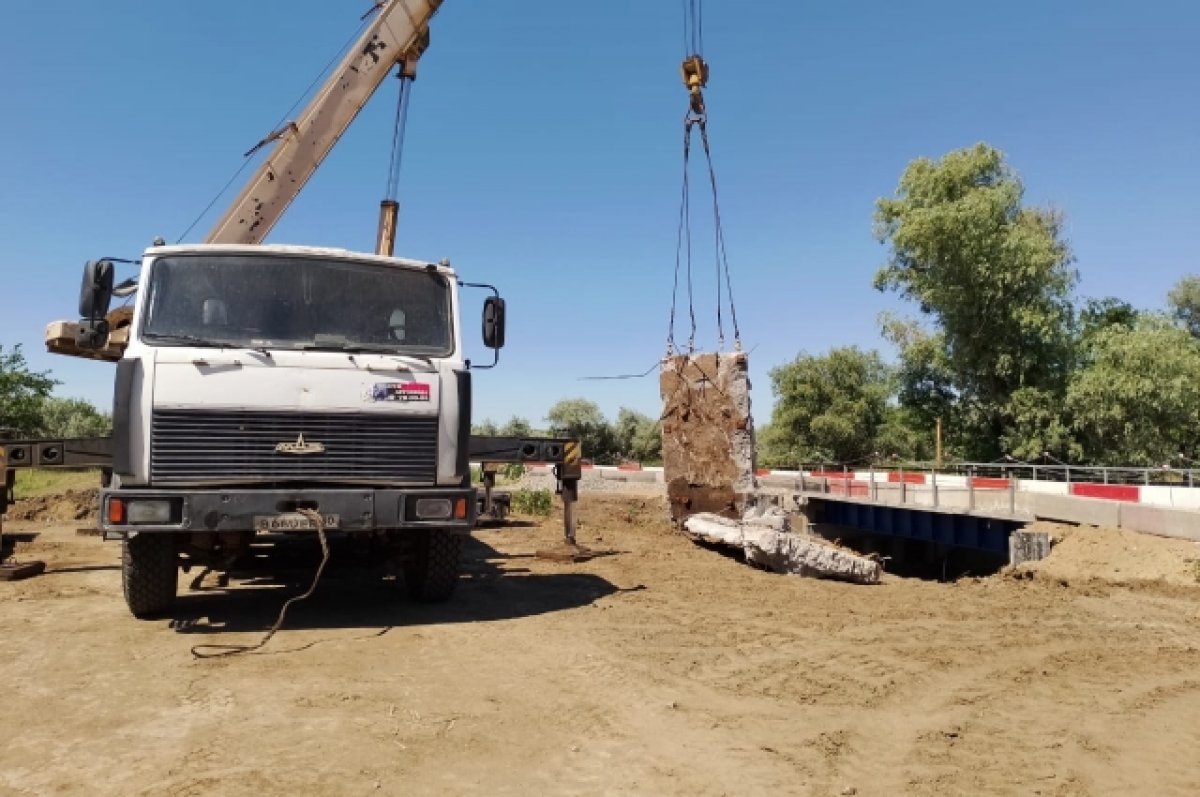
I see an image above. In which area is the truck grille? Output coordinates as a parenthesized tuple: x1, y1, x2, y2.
(150, 409, 438, 485)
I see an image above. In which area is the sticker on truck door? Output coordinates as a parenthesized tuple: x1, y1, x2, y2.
(370, 382, 431, 402)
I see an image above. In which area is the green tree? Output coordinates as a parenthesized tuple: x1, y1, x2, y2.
(498, 416, 535, 437)
(1067, 315, 1200, 465)
(545, 398, 617, 463)
(874, 406, 933, 462)
(471, 419, 499, 436)
(754, 422, 795, 470)
(1168, 276, 1200, 338)
(880, 315, 958, 457)
(0, 345, 58, 436)
(1000, 386, 1080, 463)
(36, 397, 112, 438)
(766, 346, 893, 464)
(873, 143, 1077, 459)
(613, 408, 661, 463)
(1078, 297, 1139, 345)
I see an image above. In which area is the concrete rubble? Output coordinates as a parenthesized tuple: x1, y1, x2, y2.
(684, 506, 882, 585)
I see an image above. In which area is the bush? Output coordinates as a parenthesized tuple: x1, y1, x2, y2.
(510, 488, 553, 517)
(37, 397, 111, 438)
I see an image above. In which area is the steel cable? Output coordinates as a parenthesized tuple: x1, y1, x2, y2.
(384, 74, 414, 201)
(190, 508, 331, 659)
(668, 0, 741, 352)
(670, 116, 742, 354)
(698, 120, 741, 349)
(176, 9, 379, 242)
(669, 117, 699, 354)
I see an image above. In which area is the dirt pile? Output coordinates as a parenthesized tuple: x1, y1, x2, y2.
(1013, 520, 1200, 588)
(4, 489, 99, 523)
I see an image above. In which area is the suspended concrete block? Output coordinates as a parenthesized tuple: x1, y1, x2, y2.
(660, 352, 756, 526)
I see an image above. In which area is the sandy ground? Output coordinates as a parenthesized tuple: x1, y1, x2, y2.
(2, 495, 1200, 796)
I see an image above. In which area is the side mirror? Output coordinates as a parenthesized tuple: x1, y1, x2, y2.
(79, 260, 115, 320)
(483, 297, 506, 349)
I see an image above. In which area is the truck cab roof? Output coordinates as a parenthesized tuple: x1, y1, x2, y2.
(143, 244, 455, 276)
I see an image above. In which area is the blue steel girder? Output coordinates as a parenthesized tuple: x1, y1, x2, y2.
(810, 497, 1021, 556)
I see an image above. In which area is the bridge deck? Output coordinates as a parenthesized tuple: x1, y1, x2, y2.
(800, 492, 1030, 557)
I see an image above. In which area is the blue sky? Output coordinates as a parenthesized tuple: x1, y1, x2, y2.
(2, 1, 1197, 429)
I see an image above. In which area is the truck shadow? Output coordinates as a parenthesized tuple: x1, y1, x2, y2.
(167, 535, 625, 636)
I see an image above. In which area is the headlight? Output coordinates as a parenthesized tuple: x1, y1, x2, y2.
(127, 500, 173, 524)
(414, 498, 453, 520)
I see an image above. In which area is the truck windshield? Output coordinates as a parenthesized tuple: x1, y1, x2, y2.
(141, 254, 454, 356)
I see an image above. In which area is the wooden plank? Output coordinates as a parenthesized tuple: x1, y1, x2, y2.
(43, 306, 133, 363)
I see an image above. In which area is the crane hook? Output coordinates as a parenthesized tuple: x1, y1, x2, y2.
(681, 55, 709, 117)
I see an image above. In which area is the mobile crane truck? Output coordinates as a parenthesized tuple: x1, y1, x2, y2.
(8, 0, 586, 617)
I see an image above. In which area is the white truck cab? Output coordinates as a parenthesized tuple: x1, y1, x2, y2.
(78, 243, 504, 616)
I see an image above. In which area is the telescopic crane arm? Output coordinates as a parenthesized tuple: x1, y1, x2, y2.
(45, 0, 443, 362)
(205, 0, 442, 245)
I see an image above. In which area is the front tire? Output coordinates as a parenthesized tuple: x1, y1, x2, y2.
(402, 530, 462, 603)
(122, 533, 178, 618)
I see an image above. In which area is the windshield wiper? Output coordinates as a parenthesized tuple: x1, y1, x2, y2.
(299, 344, 388, 353)
(145, 334, 275, 356)
(145, 333, 226, 347)
(298, 343, 434, 366)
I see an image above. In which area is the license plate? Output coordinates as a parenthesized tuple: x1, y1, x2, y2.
(254, 513, 340, 532)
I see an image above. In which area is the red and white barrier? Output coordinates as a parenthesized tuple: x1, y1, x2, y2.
(497, 462, 1200, 511)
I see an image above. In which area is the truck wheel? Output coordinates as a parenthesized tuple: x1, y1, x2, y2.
(122, 533, 178, 618)
(402, 530, 462, 603)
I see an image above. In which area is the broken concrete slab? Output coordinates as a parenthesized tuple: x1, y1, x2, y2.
(660, 352, 755, 526)
(683, 505, 790, 547)
(684, 510, 881, 585)
(683, 512, 749, 548)
(742, 502, 791, 532)
(744, 528, 882, 584)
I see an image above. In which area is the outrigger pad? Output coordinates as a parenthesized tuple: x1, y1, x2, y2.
(0, 560, 47, 581)
(535, 543, 614, 564)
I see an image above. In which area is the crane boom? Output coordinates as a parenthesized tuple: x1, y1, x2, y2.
(205, 0, 443, 245)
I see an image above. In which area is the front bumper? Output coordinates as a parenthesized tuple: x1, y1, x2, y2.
(99, 487, 476, 534)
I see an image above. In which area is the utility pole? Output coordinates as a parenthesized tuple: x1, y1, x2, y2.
(935, 417, 943, 471)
